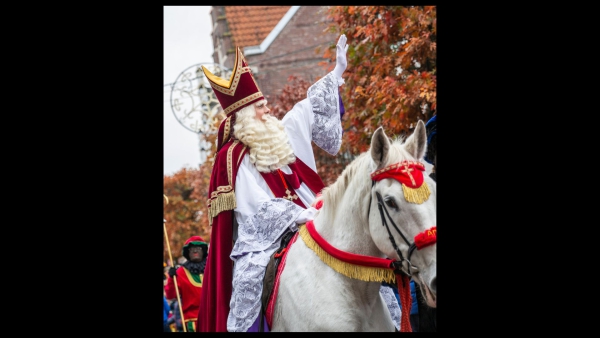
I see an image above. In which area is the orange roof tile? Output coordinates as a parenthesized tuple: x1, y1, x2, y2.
(225, 6, 292, 48)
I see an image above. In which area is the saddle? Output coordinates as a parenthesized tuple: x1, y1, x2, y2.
(260, 229, 296, 331)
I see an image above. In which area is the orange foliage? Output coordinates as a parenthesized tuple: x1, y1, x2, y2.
(163, 134, 217, 264)
(324, 6, 436, 149)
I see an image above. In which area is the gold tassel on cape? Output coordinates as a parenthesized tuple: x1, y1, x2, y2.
(208, 191, 237, 225)
(402, 183, 431, 204)
(298, 225, 396, 284)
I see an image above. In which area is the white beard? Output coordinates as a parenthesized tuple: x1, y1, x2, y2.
(233, 108, 295, 173)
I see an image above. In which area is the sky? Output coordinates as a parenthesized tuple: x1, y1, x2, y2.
(164, 6, 215, 176)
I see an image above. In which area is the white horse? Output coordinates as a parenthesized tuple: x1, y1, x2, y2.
(268, 120, 437, 331)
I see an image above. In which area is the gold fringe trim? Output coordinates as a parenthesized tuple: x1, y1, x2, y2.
(298, 225, 396, 284)
(402, 183, 431, 204)
(208, 191, 236, 225)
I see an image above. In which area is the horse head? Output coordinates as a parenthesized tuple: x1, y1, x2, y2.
(270, 121, 436, 331)
(369, 120, 437, 308)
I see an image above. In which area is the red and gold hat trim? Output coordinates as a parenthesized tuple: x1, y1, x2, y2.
(201, 47, 264, 116)
(222, 92, 264, 116)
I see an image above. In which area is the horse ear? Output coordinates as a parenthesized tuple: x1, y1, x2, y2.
(371, 127, 391, 169)
(404, 120, 427, 161)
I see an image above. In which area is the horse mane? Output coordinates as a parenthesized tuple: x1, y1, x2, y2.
(316, 135, 413, 221)
(318, 152, 368, 216)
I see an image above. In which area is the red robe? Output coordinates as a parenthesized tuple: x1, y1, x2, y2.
(196, 139, 323, 332)
(164, 266, 203, 331)
(196, 140, 248, 332)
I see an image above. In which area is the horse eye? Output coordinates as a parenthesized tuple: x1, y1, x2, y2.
(384, 197, 398, 209)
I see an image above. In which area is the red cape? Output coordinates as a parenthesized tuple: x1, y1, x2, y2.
(196, 139, 324, 332)
(197, 139, 248, 332)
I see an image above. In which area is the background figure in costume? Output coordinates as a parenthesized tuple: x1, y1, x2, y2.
(167, 300, 183, 332)
(163, 295, 172, 332)
(164, 236, 207, 332)
(415, 113, 437, 332)
(196, 34, 399, 332)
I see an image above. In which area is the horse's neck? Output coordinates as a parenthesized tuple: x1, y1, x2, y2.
(313, 182, 382, 258)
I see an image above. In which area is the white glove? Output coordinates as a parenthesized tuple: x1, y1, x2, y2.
(295, 206, 318, 224)
(332, 34, 349, 84)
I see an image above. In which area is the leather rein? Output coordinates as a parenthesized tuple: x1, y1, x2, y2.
(371, 187, 418, 278)
(367, 160, 436, 278)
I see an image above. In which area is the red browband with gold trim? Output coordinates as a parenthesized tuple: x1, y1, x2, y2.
(370, 160, 426, 189)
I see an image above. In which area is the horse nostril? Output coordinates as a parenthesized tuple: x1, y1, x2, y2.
(430, 276, 437, 294)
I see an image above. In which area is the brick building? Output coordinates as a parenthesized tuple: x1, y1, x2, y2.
(208, 6, 339, 101)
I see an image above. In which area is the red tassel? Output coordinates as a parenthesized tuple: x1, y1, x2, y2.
(395, 274, 412, 332)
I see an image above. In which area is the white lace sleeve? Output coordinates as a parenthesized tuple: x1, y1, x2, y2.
(227, 199, 304, 332)
(231, 198, 304, 259)
(380, 284, 401, 331)
(307, 72, 343, 155)
(281, 71, 343, 169)
(227, 157, 305, 332)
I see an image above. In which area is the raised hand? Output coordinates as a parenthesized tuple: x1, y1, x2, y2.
(333, 34, 349, 81)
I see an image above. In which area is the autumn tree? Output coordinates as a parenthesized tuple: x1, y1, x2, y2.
(163, 112, 225, 264)
(163, 167, 203, 264)
(323, 6, 436, 153)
